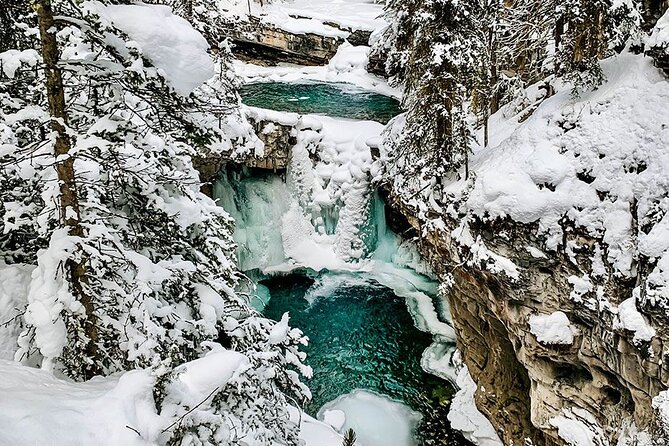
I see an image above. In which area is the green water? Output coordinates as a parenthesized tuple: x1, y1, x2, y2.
(240, 82, 402, 123)
(261, 272, 463, 444)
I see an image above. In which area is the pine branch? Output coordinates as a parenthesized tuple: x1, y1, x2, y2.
(342, 428, 357, 446)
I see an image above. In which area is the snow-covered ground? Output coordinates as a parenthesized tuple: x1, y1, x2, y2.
(0, 356, 344, 446)
(318, 389, 422, 446)
(220, 0, 386, 36)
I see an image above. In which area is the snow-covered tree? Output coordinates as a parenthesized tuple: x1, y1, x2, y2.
(376, 0, 646, 191)
(553, 0, 642, 93)
(1, 1, 309, 444)
(144, 0, 225, 46)
(376, 0, 485, 187)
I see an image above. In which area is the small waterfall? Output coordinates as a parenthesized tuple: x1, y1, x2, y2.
(214, 115, 391, 272)
(213, 124, 457, 344)
(213, 158, 430, 278)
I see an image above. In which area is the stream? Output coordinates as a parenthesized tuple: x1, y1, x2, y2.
(214, 82, 466, 445)
(240, 82, 402, 124)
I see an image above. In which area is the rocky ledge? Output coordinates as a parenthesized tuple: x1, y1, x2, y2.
(224, 17, 344, 66)
(194, 113, 303, 196)
(382, 188, 669, 446)
(221, 18, 387, 75)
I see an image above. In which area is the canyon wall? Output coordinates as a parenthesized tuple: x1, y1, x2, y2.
(224, 18, 344, 66)
(197, 108, 669, 445)
(383, 191, 669, 446)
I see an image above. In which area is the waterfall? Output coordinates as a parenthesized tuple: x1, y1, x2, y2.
(213, 114, 456, 339)
(214, 114, 458, 398)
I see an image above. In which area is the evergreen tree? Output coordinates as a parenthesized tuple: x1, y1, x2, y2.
(555, 0, 642, 93)
(375, 0, 645, 198)
(1, 1, 309, 444)
(342, 428, 357, 446)
(377, 0, 482, 190)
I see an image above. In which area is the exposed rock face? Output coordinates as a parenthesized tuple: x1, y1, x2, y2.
(193, 116, 297, 196)
(382, 190, 669, 446)
(222, 18, 388, 75)
(244, 118, 295, 171)
(193, 150, 228, 197)
(225, 18, 344, 66)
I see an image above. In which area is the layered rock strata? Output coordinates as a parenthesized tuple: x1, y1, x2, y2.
(382, 190, 669, 446)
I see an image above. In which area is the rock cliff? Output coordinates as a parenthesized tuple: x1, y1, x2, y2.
(225, 18, 344, 66)
(382, 189, 669, 446)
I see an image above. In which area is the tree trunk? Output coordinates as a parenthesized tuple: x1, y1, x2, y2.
(35, 0, 100, 379)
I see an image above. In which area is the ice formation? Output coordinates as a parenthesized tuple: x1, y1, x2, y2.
(317, 389, 423, 446)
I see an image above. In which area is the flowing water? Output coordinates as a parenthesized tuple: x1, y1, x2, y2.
(262, 272, 448, 415)
(240, 82, 402, 124)
(216, 81, 466, 445)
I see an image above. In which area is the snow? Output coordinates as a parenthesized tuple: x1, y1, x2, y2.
(617, 421, 654, 446)
(568, 275, 594, 306)
(550, 408, 607, 446)
(0, 49, 39, 78)
(439, 54, 669, 281)
(321, 409, 347, 431)
(614, 293, 656, 344)
(20, 229, 79, 369)
(0, 263, 33, 360)
(420, 341, 458, 384)
(170, 349, 248, 405)
(317, 389, 422, 446)
(220, 0, 385, 37)
(529, 311, 578, 345)
(268, 312, 291, 344)
(0, 359, 162, 446)
(550, 415, 598, 446)
(0, 358, 344, 446)
(292, 407, 345, 446)
(452, 220, 521, 281)
(647, 9, 669, 51)
(652, 390, 669, 436)
(526, 246, 548, 259)
(87, 1, 214, 96)
(447, 362, 502, 446)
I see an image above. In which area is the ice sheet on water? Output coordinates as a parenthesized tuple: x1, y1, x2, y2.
(317, 389, 422, 446)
